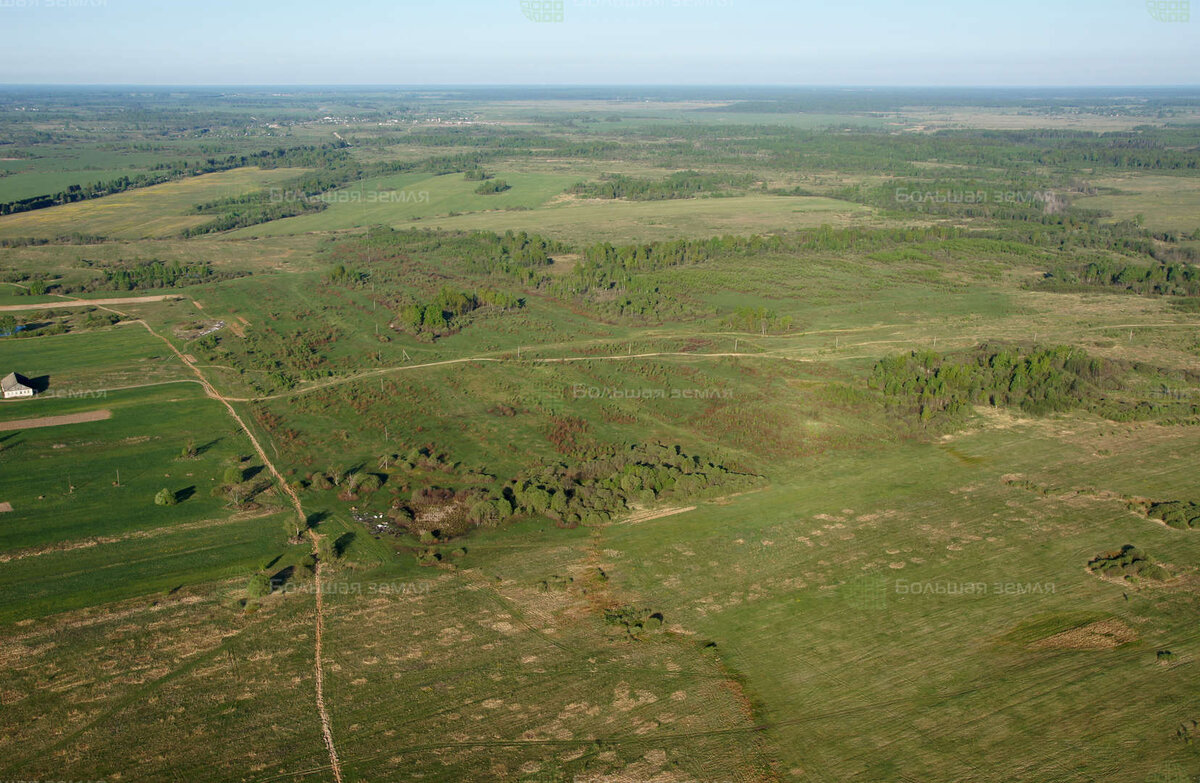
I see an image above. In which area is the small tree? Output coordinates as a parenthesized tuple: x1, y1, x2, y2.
(225, 483, 247, 508)
(223, 465, 243, 485)
(246, 573, 271, 597)
(155, 488, 177, 506)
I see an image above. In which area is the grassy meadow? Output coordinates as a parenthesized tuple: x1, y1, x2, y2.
(0, 167, 310, 240)
(0, 87, 1198, 782)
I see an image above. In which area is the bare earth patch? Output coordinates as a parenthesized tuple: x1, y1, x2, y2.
(0, 409, 112, 432)
(617, 506, 696, 525)
(0, 295, 181, 312)
(1029, 619, 1138, 651)
(0, 502, 12, 513)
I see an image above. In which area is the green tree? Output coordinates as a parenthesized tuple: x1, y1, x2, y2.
(154, 488, 178, 506)
(246, 573, 272, 597)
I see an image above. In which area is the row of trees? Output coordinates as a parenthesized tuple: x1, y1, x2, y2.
(0, 143, 350, 217)
(389, 443, 759, 535)
(98, 260, 236, 291)
(1041, 260, 1200, 297)
(570, 170, 756, 201)
(396, 285, 523, 336)
(869, 344, 1123, 422)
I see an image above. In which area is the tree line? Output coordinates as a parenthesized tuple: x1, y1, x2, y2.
(569, 170, 756, 201)
(0, 143, 350, 217)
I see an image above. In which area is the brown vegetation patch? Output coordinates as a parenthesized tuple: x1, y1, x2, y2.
(617, 506, 696, 525)
(1029, 619, 1138, 650)
(0, 409, 112, 432)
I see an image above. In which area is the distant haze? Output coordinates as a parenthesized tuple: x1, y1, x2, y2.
(0, 0, 1196, 86)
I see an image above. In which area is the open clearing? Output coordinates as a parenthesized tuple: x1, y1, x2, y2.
(222, 170, 874, 244)
(1075, 174, 1200, 234)
(426, 193, 872, 244)
(0, 167, 309, 240)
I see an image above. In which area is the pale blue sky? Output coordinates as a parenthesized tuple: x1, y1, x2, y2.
(0, 0, 1195, 85)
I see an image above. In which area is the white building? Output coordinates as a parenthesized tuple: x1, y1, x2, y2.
(2, 373, 34, 399)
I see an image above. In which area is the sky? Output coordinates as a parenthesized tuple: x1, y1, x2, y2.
(0, 0, 1195, 85)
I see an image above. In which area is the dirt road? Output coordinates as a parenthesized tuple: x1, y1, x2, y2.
(0, 409, 111, 431)
(0, 295, 181, 312)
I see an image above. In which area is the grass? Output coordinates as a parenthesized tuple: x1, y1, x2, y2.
(0, 511, 289, 622)
(0, 384, 278, 551)
(5, 406, 1196, 780)
(226, 170, 589, 238)
(0, 167, 310, 240)
(219, 168, 874, 245)
(602, 423, 1200, 781)
(1076, 174, 1200, 234)
(0, 323, 192, 395)
(1, 95, 1200, 783)
(422, 193, 871, 244)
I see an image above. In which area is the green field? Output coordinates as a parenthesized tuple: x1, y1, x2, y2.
(0, 167, 310, 239)
(1, 87, 1199, 783)
(1076, 174, 1200, 235)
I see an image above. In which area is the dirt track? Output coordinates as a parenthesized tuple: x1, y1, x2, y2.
(0, 295, 181, 312)
(0, 409, 111, 431)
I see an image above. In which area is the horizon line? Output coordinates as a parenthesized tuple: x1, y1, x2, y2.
(2, 83, 1200, 90)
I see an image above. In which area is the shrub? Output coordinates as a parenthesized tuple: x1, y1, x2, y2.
(246, 573, 272, 597)
(1147, 500, 1200, 530)
(475, 179, 511, 195)
(154, 488, 178, 506)
(1088, 544, 1170, 581)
